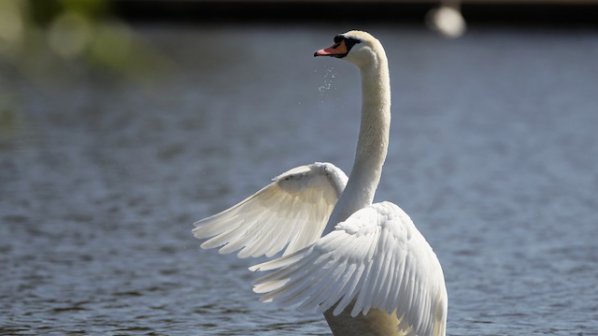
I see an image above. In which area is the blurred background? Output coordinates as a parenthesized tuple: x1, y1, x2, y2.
(1, 0, 597, 335)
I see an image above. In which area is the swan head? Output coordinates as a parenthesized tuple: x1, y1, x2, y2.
(314, 30, 385, 68)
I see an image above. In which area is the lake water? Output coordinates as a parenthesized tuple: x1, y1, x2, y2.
(1, 25, 597, 335)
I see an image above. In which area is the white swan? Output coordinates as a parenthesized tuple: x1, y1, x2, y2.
(193, 30, 447, 336)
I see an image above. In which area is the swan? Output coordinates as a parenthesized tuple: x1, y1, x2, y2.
(193, 30, 447, 336)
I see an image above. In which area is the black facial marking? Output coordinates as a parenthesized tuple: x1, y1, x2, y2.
(344, 37, 361, 51)
(331, 35, 362, 58)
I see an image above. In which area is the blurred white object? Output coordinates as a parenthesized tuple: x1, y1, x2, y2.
(427, 3, 467, 38)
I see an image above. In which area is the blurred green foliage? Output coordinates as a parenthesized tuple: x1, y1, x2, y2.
(0, 0, 165, 80)
(0, 0, 167, 140)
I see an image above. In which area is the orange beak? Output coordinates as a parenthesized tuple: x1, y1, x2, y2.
(314, 40, 348, 57)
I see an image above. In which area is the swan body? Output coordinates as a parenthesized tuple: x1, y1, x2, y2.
(193, 30, 447, 336)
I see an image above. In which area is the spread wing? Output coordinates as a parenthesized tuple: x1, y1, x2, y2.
(251, 202, 447, 336)
(192, 162, 348, 258)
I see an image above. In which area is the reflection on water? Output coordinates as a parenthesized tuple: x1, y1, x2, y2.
(1, 26, 597, 335)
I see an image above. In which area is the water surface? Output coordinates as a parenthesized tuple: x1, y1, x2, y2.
(1, 25, 597, 335)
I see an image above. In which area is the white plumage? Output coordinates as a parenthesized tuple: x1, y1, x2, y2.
(251, 202, 447, 336)
(193, 30, 448, 336)
(193, 162, 347, 258)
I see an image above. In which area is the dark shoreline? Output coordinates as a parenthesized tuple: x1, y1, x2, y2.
(110, 1, 598, 27)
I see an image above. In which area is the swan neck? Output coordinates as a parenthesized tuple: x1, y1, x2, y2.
(353, 59, 391, 202)
(329, 51, 391, 227)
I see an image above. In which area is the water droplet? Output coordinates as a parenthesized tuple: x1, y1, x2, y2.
(318, 67, 336, 93)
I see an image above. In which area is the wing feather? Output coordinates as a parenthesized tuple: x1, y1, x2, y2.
(193, 162, 347, 258)
(252, 201, 448, 336)
(332, 261, 365, 315)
